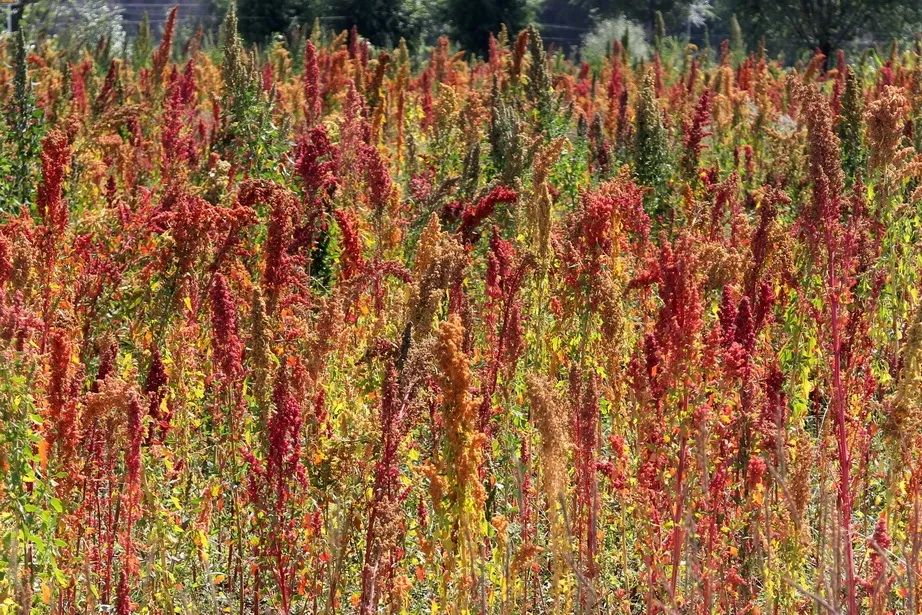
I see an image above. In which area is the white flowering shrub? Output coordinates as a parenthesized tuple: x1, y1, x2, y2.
(581, 16, 650, 65)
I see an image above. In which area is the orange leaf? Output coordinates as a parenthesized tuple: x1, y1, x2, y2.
(38, 438, 50, 471)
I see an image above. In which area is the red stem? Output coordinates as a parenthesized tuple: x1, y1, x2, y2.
(827, 227, 857, 615)
(669, 394, 689, 600)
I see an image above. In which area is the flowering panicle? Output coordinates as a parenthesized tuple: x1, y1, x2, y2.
(683, 89, 713, 175)
(150, 189, 216, 285)
(484, 227, 523, 346)
(866, 516, 892, 609)
(589, 114, 612, 174)
(93, 60, 121, 115)
(745, 455, 766, 493)
(571, 370, 600, 584)
(144, 349, 169, 443)
(606, 55, 623, 135)
(304, 40, 321, 125)
(393, 39, 410, 164)
(366, 51, 389, 114)
(161, 59, 199, 175)
(478, 227, 527, 432)
(798, 82, 844, 245)
(653, 236, 703, 373)
(0, 234, 11, 289)
(865, 85, 907, 176)
(634, 72, 671, 211)
(339, 83, 368, 174)
(239, 180, 298, 313)
(209, 273, 244, 385)
(124, 390, 144, 510)
(295, 126, 339, 200)
(47, 327, 78, 461)
(434, 315, 484, 594)
(526, 26, 552, 118)
(526, 137, 564, 264)
(151, 6, 177, 85)
(758, 365, 786, 460)
(116, 390, 145, 615)
(361, 144, 392, 215)
(526, 374, 571, 602)
(37, 129, 71, 238)
(458, 185, 517, 245)
(409, 214, 465, 335)
(333, 208, 364, 281)
(838, 70, 865, 180)
(487, 32, 502, 76)
(800, 78, 858, 615)
(6, 20, 922, 615)
(745, 186, 788, 298)
(267, 363, 304, 508)
(70, 59, 91, 116)
(830, 50, 847, 114)
(510, 29, 529, 83)
(359, 353, 422, 615)
(728, 295, 754, 377)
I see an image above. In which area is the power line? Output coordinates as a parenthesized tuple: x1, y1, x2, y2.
(535, 22, 590, 32)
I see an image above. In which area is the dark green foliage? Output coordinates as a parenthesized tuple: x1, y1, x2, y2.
(329, 0, 419, 48)
(577, 0, 692, 32)
(236, 0, 306, 45)
(442, 0, 533, 57)
(726, 0, 922, 59)
(536, 0, 594, 50)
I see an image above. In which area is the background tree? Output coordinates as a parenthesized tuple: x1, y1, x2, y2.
(537, 0, 594, 50)
(329, 0, 422, 47)
(11, 0, 36, 32)
(21, 0, 127, 55)
(441, 0, 536, 56)
(576, 0, 693, 34)
(722, 0, 922, 59)
(236, 0, 308, 44)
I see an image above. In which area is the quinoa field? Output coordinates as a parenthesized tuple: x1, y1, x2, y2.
(1, 7, 922, 614)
